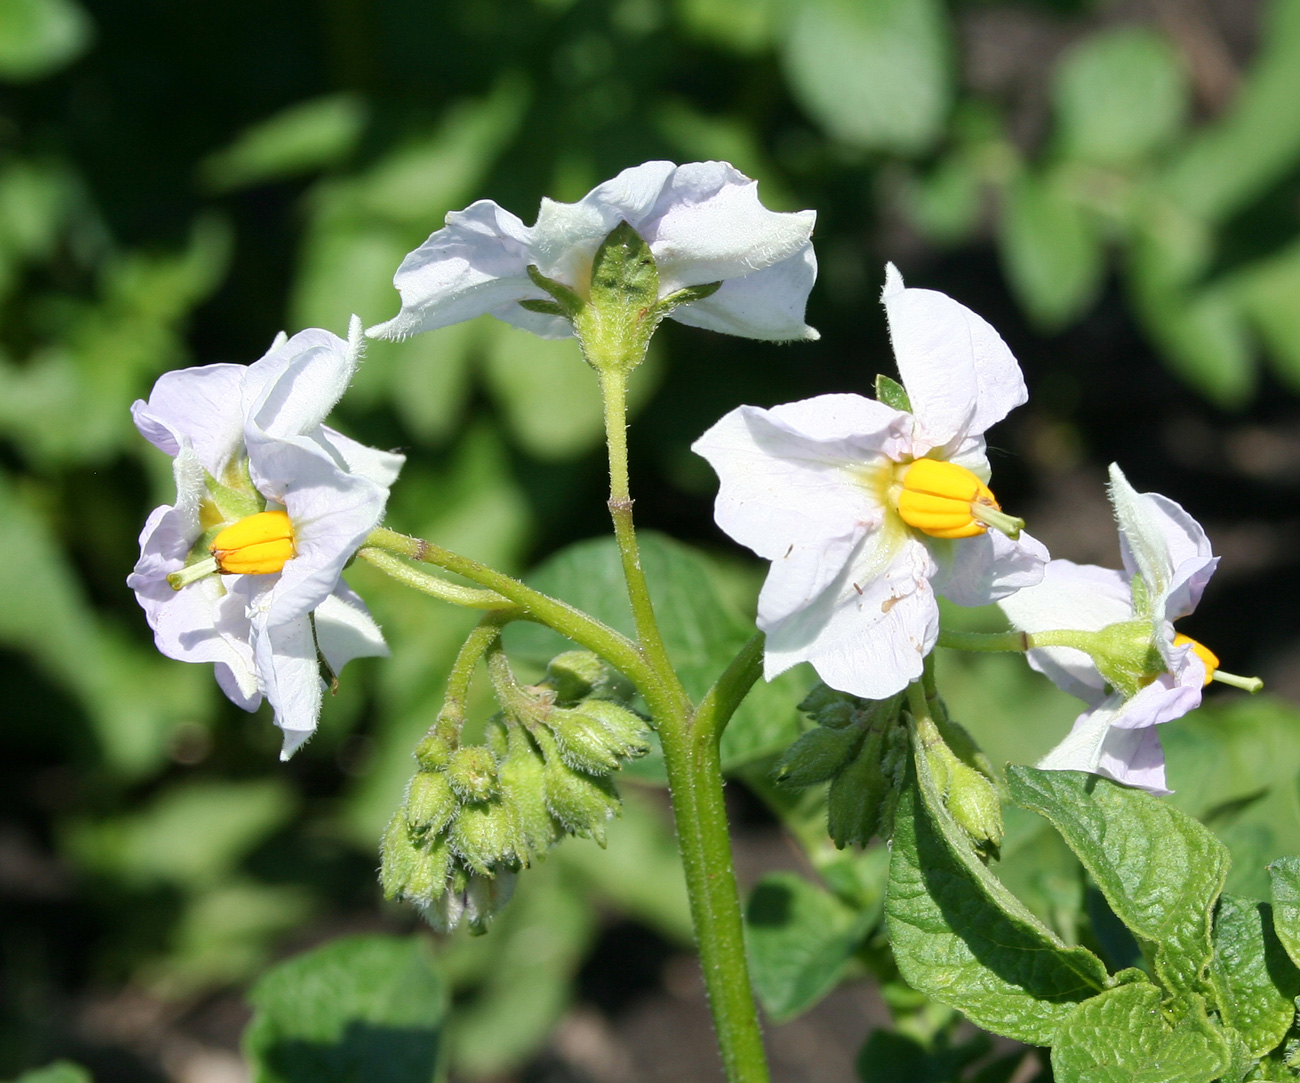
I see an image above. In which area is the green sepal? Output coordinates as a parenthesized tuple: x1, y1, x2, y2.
(875, 373, 912, 412)
(826, 724, 889, 847)
(525, 264, 585, 320)
(400, 833, 453, 907)
(448, 799, 525, 875)
(204, 466, 265, 523)
(499, 725, 557, 854)
(773, 723, 865, 788)
(517, 298, 566, 317)
(654, 279, 723, 316)
(545, 707, 623, 775)
(405, 770, 457, 836)
(588, 220, 659, 315)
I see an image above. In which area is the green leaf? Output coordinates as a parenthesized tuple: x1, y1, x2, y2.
(886, 747, 1108, 1045)
(0, 0, 92, 81)
(1051, 27, 1189, 166)
(1051, 984, 1231, 1083)
(5, 1064, 93, 1083)
(781, 0, 952, 155)
(746, 872, 874, 1022)
(1210, 894, 1299, 1058)
(200, 94, 367, 192)
(998, 170, 1104, 331)
(244, 935, 445, 1083)
(1268, 857, 1300, 970)
(1007, 767, 1229, 994)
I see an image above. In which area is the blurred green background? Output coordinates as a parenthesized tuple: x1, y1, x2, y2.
(3, 0, 1300, 1079)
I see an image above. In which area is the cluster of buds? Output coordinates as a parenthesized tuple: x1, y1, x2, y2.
(380, 652, 650, 932)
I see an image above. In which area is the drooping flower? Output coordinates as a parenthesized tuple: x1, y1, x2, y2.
(693, 264, 1048, 700)
(127, 319, 404, 758)
(367, 160, 818, 344)
(999, 463, 1256, 794)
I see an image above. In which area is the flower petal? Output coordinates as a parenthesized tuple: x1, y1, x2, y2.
(762, 535, 938, 699)
(1106, 671, 1202, 731)
(1108, 464, 1217, 621)
(643, 161, 816, 291)
(131, 364, 246, 477)
(669, 245, 820, 342)
(881, 263, 1026, 452)
(999, 559, 1133, 703)
(319, 425, 406, 488)
(243, 324, 359, 443)
(1038, 699, 1122, 776)
(1096, 724, 1169, 795)
(692, 395, 910, 562)
(928, 528, 1048, 608)
(247, 610, 324, 759)
(367, 200, 542, 339)
(314, 584, 389, 672)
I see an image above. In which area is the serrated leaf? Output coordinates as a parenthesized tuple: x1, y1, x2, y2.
(781, 0, 952, 155)
(886, 747, 1108, 1045)
(998, 170, 1104, 331)
(244, 935, 445, 1083)
(1051, 985, 1230, 1083)
(1052, 27, 1189, 166)
(1210, 894, 1299, 1057)
(1269, 857, 1300, 970)
(1008, 767, 1228, 994)
(746, 872, 874, 1021)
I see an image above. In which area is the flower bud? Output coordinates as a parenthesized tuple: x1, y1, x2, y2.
(499, 725, 559, 853)
(773, 724, 865, 788)
(797, 684, 860, 728)
(405, 769, 456, 835)
(449, 799, 525, 874)
(544, 763, 621, 846)
(547, 707, 624, 775)
(380, 811, 420, 900)
(402, 834, 453, 907)
(414, 732, 453, 772)
(945, 761, 1004, 858)
(483, 714, 510, 759)
(576, 699, 651, 759)
(544, 651, 608, 704)
(446, 746, 500, 803)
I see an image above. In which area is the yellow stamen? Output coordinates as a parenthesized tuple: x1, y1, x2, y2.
(1172, 633, 1219, 686)
(210, 510, 295, 575)
(895, 459, 1024, 540)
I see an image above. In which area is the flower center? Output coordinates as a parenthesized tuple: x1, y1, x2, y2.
(1172, 633, 1219, 688)
(892, 459, 1024, 540)
(210, 510, 296, 575)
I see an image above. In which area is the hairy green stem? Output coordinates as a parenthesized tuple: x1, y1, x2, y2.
(937, 628, 1095, 653)
(437, 615, 515, 735)
(357, 547, 514, 609)
(364, 527, 651, 691)
(694, 632, 765, 749)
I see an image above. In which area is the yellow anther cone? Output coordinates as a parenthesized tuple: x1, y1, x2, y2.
(896, 459, 1000, 540)
(211, 510, 296, 575)
(1173, 633, 1219, 687)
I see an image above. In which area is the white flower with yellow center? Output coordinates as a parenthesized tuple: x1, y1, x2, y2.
(693, 264, 1047, 699)
(127, 319, 404, 757)
(1000, 464, 1259, 794)
(367, 159, 818, 344)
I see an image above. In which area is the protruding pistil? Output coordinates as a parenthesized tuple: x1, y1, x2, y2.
(894, 458, 1024, 541)
(1173, 633, 1263, 693)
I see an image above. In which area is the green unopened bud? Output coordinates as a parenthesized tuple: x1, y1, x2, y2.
(773, 723, 865, 788)
(405, 834, 453, 906)
(923, 733, 957, 798)
(945, 761, 1004, 858)
(544, 651, 608, 704)
(380, 812, 419, 900)
(483, 714, 510, 759)
(449, 799, 525, 874)
(414, 732, 454, 772)
(547, 706, 623, 775)
(933, 715, 998, 783)
(545, 764, 621, 846)
(405, 770, 457, 835)
(446, 746, 500, 803)
(826, 725, 890, 848)
(798, 683, 861, 728)
(577, 699, 650, 759)
(500, 725, 558, 853)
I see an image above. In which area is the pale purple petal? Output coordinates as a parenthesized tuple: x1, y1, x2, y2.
(1108, 464, 1216, 621)
(669, 246, 819, 342)
(131, 364, 246, 477)
(243, 327, 357, 443)
(881, 263, 1026, 453)
(763, 535, 938, 699)
(929, 529, 1048, 608)
(1038, 700, 1122, 776)
(247, 610, 324, 759)
(318, 425, 405, 488)
(1106, 669, 1203, 731)
(999, 559, 1133, 703)
(367, 200, 542, 340)
(314, 584, 389, 672)
(1096, 726, 1170, 795)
